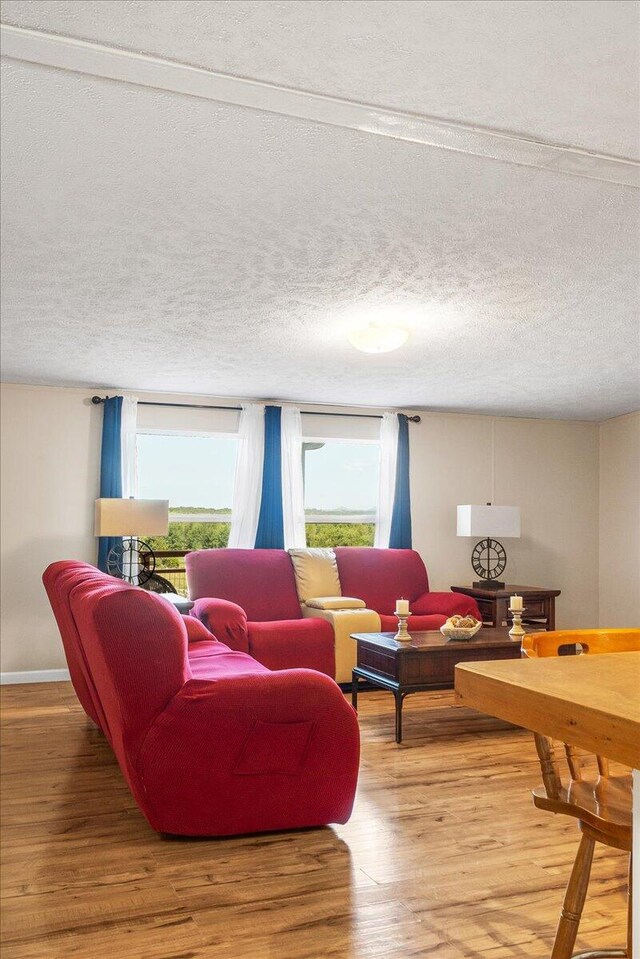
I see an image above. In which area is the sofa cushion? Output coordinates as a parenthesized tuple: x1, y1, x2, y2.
(187, 639, 271, 680)
(186, 549, 302, 621)
(288, 548, 342, 602)
(43, 561, 118, 730)
(411, 591, 481, 619)
(184, 616, 218, 644)
(69, 582, 190, 748)
(334, 548, 429, 615)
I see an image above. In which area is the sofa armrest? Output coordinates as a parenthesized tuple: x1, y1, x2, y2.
(304, 596, 366, 610)
(137, 669, 360, 835)
(411, 591, 482, 620)
(192, 598, 249, 653)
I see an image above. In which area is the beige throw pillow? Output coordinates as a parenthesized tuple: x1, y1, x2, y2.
(288, 548, 342, 602)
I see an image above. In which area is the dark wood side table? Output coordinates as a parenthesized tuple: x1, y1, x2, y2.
(451, 585, 561, 630)
(351, 628, 527, 743)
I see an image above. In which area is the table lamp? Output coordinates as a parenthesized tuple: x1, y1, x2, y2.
(95, 498, 169, 585)
(457, 504, 521, 588)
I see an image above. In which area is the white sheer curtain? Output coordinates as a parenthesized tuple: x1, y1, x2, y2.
(374, 412, 399, 548)
(281, 405, 306, 548)
(120, 395, 138, 498)
(228, 403, 265, 548)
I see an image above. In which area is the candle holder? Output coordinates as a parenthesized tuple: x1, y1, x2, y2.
(395, 612, 412, 642)
(509, 606, 526, 639)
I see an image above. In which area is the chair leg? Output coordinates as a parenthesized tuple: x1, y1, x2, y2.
(551, 832, 596, 959)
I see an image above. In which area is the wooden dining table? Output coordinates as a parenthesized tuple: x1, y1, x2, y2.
(454, 650, 640, 955)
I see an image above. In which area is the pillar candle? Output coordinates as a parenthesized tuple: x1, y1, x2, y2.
(395, 599, 410, 615)
(510, 595, 523, 611)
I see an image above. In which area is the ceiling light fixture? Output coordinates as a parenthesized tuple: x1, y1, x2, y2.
(348, 323, 409, 354)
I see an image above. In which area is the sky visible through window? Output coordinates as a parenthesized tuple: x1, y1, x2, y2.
(137, 433, 380, 514)
(137, 433, 237, 508)
(304, 441, 379, 513)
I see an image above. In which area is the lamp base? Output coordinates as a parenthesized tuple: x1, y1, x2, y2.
(106, 538, 156, 586)
(473, 580, 505, 590)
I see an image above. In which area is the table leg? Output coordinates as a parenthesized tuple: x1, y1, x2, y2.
(394, 691, 405, 744)
(546, 598, 556, 631)
(351, 672, 359, 711)
(496, 597, 509, 627)
(490, 596, 498, 627)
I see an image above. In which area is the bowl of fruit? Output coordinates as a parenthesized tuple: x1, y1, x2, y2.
(440, 615, 482, 641)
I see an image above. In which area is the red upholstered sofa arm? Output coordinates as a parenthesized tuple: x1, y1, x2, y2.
(137, 670, 361, 835)
(411, 591, 482, 620)
(192, 598, 249, 652)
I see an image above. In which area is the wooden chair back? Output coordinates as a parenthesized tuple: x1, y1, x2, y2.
(532, 730, 611, 800)
(523, 629, 635, 955)
(522, 627, 640, 659)
(523, 629, 640, 801)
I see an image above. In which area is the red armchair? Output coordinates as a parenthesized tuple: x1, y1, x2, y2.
(186, 549, 335, 676)
(43, 561, 359, 837)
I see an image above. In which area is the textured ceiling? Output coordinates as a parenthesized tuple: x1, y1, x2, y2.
(2, 0, 639, 158)
(1, 1, 639, 420)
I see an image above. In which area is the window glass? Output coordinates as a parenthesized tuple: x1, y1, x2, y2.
(303, 440, 379, 547)
(135, 431, 380, 584)
(136, 432, 237, 592)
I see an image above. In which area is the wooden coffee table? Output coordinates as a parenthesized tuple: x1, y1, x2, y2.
(351, 627, 526, 743)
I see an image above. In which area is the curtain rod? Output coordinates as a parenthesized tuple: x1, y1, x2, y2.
(90, 396, 421, 423)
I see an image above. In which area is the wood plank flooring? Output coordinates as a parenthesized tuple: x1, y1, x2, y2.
(0, 683, 629, 958)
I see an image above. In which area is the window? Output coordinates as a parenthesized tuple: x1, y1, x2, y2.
(302, 439, 379, 547)
(136, 431, 237, 592)
(136, 427, 380, 588)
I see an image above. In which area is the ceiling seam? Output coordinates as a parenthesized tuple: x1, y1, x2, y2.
(1, 22, 638, 189)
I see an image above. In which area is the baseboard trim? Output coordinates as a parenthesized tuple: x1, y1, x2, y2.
(0, 669, 71, 685)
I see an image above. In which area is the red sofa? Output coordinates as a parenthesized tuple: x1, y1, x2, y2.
(186, 549, 335, 676)
(186, 547, 481, 682)
(333, 548, 481, 631)
(43, 561, 360, 837)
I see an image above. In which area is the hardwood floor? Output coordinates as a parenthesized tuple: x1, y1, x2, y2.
(0, 683, 628, 958)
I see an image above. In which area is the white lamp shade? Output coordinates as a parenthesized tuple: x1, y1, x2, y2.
(457, 505, 521, 538)
(95, 498, 169, 537)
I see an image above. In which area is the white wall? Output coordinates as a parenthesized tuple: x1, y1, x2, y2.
(410, 413, 600, 629)
(0, 385, 101, 673)
(0, 381, 625, 675)
(598, 411, 640, 626)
